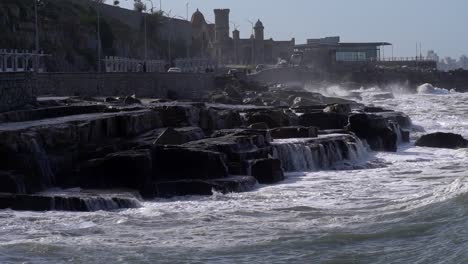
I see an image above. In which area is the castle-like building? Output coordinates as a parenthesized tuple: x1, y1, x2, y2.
(190, 9, 295, 65)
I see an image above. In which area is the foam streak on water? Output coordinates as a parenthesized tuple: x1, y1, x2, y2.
(1, 87, 468, 263)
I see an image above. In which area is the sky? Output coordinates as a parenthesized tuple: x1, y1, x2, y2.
(119, 0, 468, 59)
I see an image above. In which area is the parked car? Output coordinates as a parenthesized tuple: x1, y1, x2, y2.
(167, 67, 182, 73)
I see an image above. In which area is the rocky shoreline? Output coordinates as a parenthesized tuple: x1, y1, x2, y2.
(0, 78, 413, 212)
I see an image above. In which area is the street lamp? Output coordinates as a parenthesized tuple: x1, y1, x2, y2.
(247, 19, 255, 65)
(144, 0, 154, 61)
(94, 0, 103, 73)
(34, 0, 40, 72)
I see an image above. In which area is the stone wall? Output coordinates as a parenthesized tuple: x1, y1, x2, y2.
(0, 73, 36, 112)
(36, 72, 215, 99)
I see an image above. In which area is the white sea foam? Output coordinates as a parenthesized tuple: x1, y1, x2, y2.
(417, 83, 455, 94)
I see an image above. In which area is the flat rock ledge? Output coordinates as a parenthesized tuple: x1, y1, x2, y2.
(0, 87, 413, 211)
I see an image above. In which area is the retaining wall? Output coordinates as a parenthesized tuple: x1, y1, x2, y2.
(35, 72, 215, 99)
(0, 73, 36, 112)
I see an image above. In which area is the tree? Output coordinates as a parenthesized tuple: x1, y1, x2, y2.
(133, 0, 146, 12)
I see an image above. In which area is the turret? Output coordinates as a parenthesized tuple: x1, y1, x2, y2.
(233, 29, 240, 40)
(254, 19, 264, 41)
(214, 9, 230, 43)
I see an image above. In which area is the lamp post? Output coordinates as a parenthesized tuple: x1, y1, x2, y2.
(144, 0, 154, 61)
(247, 20, 255, 65)
(34, 0, 39, 72)
(95, 0, 102, 73)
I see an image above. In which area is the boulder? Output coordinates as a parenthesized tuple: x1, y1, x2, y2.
(245, 110, 293, 128)
(299, 112, 349, 130)
(224, 85, 243, 100)
(152, 146, 229, 181)
(250, 158, 285, 184)
(291, 97, 322, 108)
(78, 150, 153, 192)
(0, 192, 141, 212)
(152, 176, 258, 197)
(155, 105, 200, 127)
(324, 104, 352, 115)
(415, 132, 468, 149)
(270, 126, 318, 139)
(154, 128, 186, 145)
(124, 95, 142, 105)
(131, 127, 205, 149)
(348, 113, 398, 152)
(249, 122, 269, 130)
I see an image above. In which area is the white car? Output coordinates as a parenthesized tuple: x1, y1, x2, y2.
(167, 67, 182, 73)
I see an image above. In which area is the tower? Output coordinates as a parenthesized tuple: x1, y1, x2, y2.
(254, 19, 264, 41)
(214, 9, 230, 43)
(233, 29, 240, 64)
(254, 19, 265, 64)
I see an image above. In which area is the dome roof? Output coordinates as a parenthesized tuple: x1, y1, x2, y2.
(255, 19, 264, 28)
(191, 9, 206, 26)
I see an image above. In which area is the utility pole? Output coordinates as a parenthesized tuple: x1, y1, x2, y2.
(186, 2, 189, 21)
(34, 0, 39, 72)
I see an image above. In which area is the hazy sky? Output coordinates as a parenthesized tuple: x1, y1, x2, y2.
(119, 0, 467, 58)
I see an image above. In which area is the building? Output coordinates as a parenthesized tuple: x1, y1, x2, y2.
(190, 9, 295, 65)
(294, 36, 391, 69)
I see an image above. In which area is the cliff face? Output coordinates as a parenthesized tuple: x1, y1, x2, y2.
(0, 0, 188, 72)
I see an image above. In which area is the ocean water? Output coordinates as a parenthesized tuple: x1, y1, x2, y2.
(1, 86, 468, 264)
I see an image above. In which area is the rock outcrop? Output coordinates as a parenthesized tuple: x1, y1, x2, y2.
(415, 132, 468, 149)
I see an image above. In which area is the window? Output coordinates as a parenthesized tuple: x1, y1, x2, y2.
(336, 51, 367, 62)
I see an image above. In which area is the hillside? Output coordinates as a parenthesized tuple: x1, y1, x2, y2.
(0, 0, 187, 72)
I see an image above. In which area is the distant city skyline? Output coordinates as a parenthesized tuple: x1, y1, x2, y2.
(117, 0, 467, 59)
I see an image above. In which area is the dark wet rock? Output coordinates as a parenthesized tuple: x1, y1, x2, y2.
(0, 171, 25, 193)
(415, 132, 468, 149)
(124, 95, 142, 105)
(291, 97, 323, 108)
(323, 104, 352, 115)
(270, 126, 318, 139)
(155, 105, 200, 127)
(401, 129, 410, 143)
(348, 113, 398, 152)
(248, 122, 269, 130)
(0, 105, 110, 123)
(318, 129, 350, 135)
(131, 127, 205, 149)
(0, 192, 141, 212)
(245, 110, 293, 128)
(363, 106, 393, 113)
(210, 129, 272, 145)
(250, 158, 285, 184)
(211, 93, 242, 105)
(201, 108, 243, 131)
(152, 146, 228, 181)
(224, 85, 243, 100)
(299, 112, 349, 130)
(373, 111, 412, 128)
(104, 97, 120, 103)
(154, 128, 186, 145)
(78, 150, 153, 192)
(152, 176, 257, 197)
